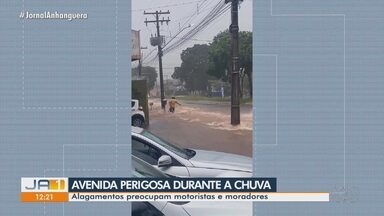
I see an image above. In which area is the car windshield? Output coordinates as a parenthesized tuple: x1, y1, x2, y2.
(132, 157, 168, 178)
(141, 131, 196, 159)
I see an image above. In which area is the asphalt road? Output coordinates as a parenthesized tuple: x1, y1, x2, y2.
(147, 99, 252, 157)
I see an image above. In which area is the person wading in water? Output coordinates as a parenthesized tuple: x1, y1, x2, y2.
(168, 97, 181, 113)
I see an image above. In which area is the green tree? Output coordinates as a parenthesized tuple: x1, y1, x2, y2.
(172, 44, 212, 92)
(208, 30, 253, 96)
(132, 66, 158, 90)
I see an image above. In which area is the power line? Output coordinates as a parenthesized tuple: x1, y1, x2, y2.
(172, 0, 215, 23)
(163, 0, 211, 48)
(142, 48, 157, 61)
(143, 1, 229, 65)
(165, 2, 227, 50)
(164, 1, 223, 51)
(176, 0, 209, 27)
(132, 0, 204, 12)
(140, 0, 215, 65)
(143, 54, 158, 65)
(163, 1, 230, 54)
(164, 35, 212, 43)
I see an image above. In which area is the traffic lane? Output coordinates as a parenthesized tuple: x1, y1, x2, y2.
(148, 115, 252, 157)
(179, 100, 252, 115)
(151, 99, 252, 131)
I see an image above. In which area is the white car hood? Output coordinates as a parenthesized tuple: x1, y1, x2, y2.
(188, 150, 252, 173)
(181, 201, 252, 216)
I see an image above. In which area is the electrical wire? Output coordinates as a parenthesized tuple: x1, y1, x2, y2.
(163, 1, 230, 55)
(163, 0, 211, 47)
(163, 1, 224, 51)
(142, 0, 230, 65)
(165, 2, 227, 50)
(164, 35, 212, 43)
(132, 0, 204, 12)
(141, 1, 209, 65)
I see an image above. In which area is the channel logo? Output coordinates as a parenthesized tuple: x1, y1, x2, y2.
(25, 179, 65, 190)
(20, 178, 69, 202)
(21, 178, 68, 192)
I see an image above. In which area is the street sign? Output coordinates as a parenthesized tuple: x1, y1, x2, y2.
(132, 30, 141, 61)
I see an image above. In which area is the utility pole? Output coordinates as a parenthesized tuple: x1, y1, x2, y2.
(144, 11, 170, 110)
(226, 0, 242, 125)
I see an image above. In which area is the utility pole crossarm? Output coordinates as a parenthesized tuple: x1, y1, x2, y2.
(144, 18, 171, 25)
(144, 11, 171, 26)
(144, 10, 170, 15)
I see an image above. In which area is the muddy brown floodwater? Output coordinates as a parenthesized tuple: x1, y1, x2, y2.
(147, 99, 253, 157)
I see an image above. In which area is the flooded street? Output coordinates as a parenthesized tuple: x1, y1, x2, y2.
(147, 99, 253, 157)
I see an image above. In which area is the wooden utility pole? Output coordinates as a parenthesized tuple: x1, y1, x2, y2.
(144, 11, 170, 109)
(226, 0, 242, 125)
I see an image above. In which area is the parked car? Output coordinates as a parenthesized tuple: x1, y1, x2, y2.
(132, 127, 252, 177)
(131, 156, 252, 216)
(132, 99, 145, 128)
(132, 155, 169, 178)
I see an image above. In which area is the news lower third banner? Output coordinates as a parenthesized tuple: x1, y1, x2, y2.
(20, 178, 329, 202)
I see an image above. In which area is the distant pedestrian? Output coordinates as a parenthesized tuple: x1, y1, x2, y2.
(221, 86, 225, 99)
(168, 97, 181, 113)
(149, 102, 154, 110)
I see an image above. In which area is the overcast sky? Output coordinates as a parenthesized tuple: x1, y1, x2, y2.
(132, 0, 253, 78)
